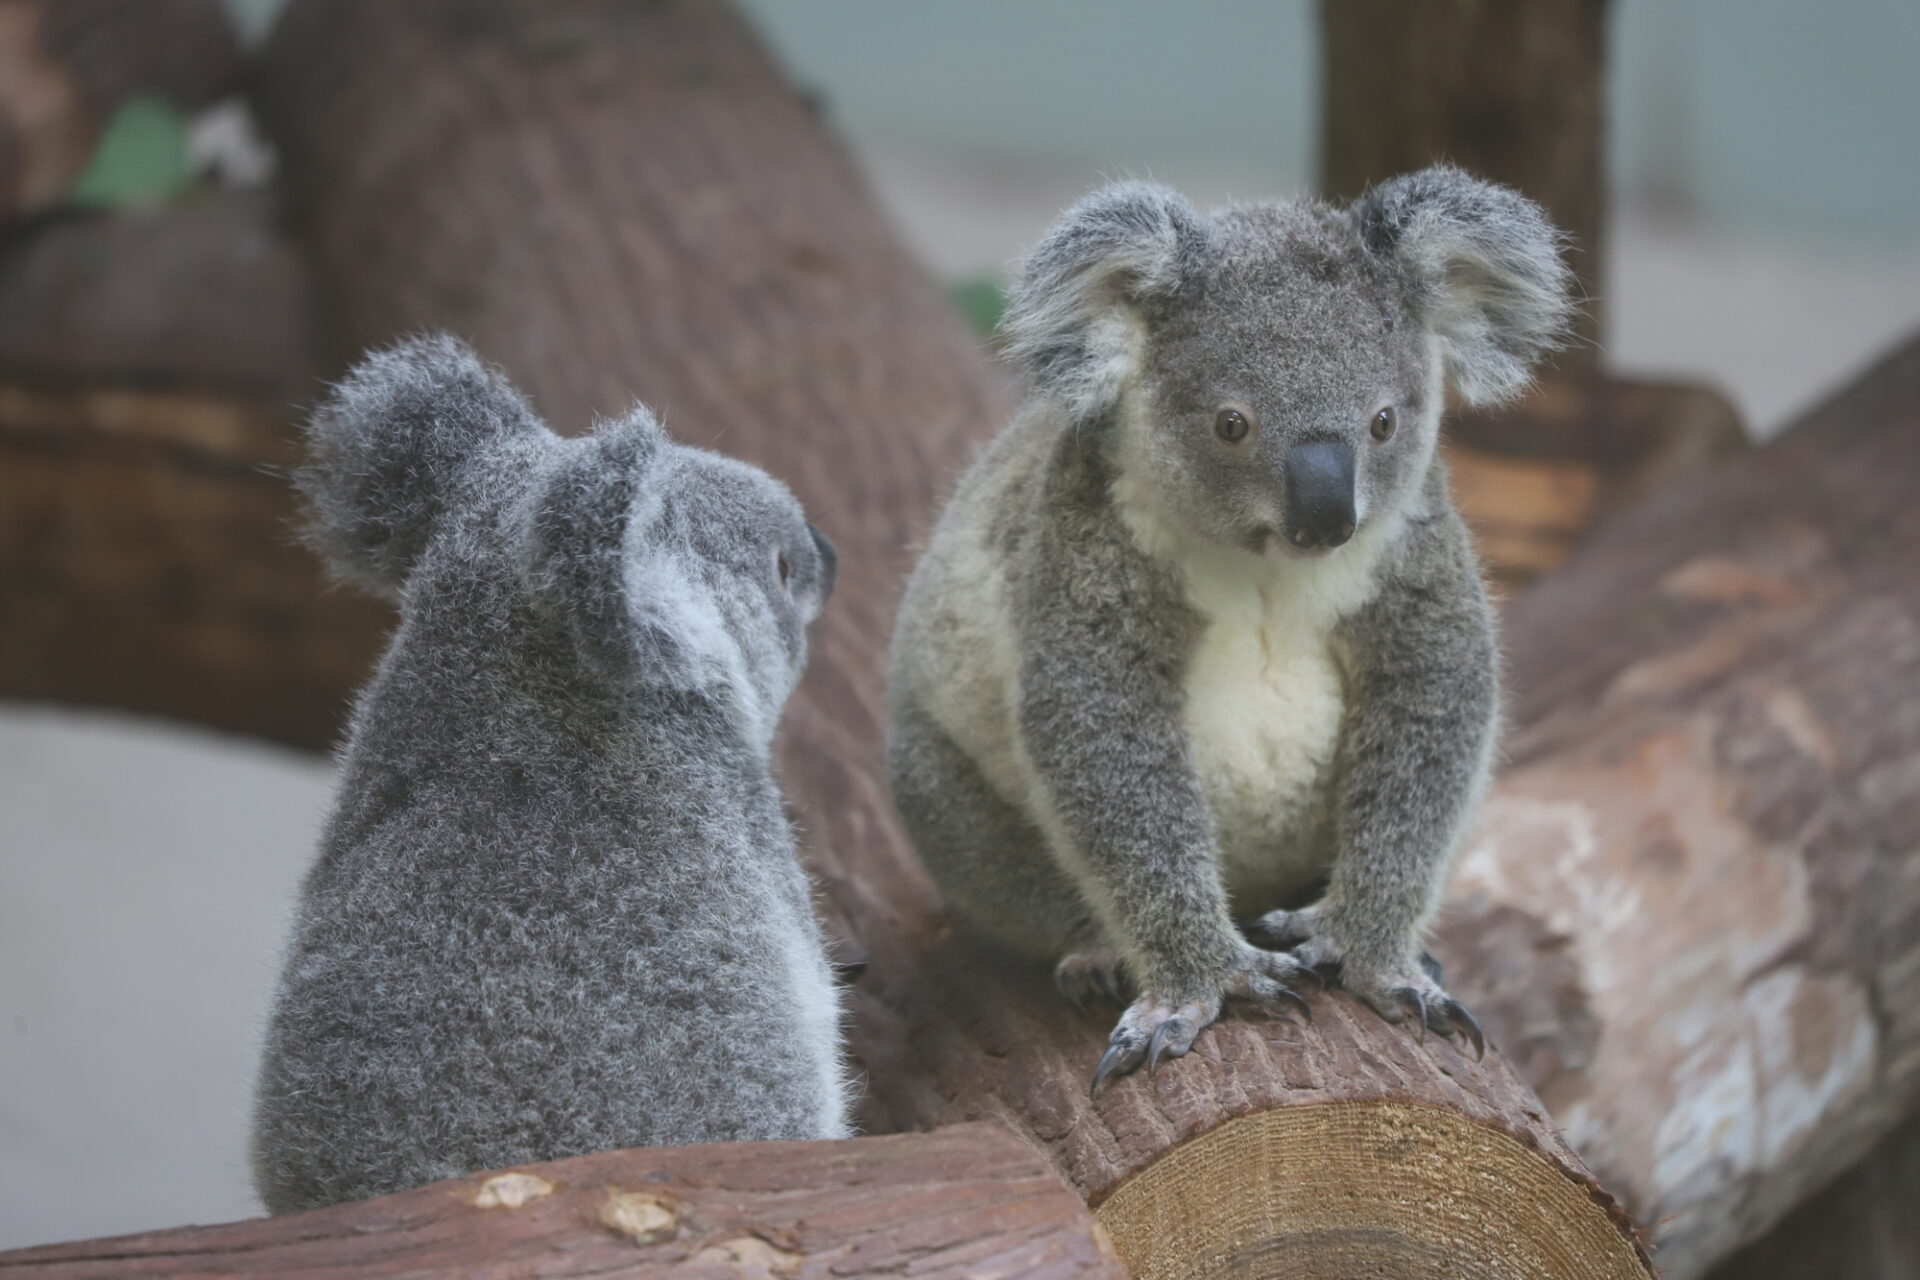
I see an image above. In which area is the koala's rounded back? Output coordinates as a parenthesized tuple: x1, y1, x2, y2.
(251, 336, 848, 1215)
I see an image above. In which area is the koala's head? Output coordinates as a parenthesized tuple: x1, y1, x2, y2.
(296, 334, 835, 743)
(1002, 165, 1573, 555)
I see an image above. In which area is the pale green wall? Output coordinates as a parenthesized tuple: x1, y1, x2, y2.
(224, 0, 1920, 243)
(741, 0, 1920, 243)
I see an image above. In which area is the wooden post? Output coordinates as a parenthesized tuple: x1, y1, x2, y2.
(247, 2, 1650, 1275)
(1320, 0, 1608, 364)
(1319, 0, 1750, 590)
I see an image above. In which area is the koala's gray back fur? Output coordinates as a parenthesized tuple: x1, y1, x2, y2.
(252, 336, 848, 1215)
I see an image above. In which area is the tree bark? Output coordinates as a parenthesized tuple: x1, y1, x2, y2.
(248, 2, 1650, 1276)
(0, 1125, 1125, 1280)
(1318, 0, 1608, 362)
(0, 193, 383, 747)
(1435, 331, 1920, 1277)
(0, 0, 238, 219)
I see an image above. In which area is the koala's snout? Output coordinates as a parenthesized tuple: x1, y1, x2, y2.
(1281, 440, 1357, 550)
(808, 522, 838, 603)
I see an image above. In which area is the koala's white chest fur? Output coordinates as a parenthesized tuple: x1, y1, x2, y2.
(1114, 471, 1400, 907)
(1181, 579, 1345, 900)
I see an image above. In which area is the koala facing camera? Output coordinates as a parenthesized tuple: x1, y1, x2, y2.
(890, 166, 1573, 1088)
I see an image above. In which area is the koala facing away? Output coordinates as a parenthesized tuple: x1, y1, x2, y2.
(251, 335, 847, 1214)
(889, 167, 1571, 1087)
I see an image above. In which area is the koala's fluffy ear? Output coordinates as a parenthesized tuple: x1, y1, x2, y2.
(1001, 181, 1214, 419)
(1355, 165, 1575, 406)
(523, 410, 737, 691)
(296, 333, 546, 595)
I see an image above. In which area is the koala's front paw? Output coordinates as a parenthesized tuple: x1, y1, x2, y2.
(1090, 947, 1318, 1094)
(1295, 944, 1484, 1060)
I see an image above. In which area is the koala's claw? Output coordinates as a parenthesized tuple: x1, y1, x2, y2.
(1363, 982, 1486, 1061)
(1390, 987, 1428, 1042)
(1146, 1021, 1177, 1076)
(1091, 997, 1209, 1094)
(1089, 949, 1316, 1094)
(1439, 997, 1486, 1061)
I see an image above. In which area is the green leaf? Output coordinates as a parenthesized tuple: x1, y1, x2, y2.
(948, 275, 1007, 338)
(69, 97, 194, 209)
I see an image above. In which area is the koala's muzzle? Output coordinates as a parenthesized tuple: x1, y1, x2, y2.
(808, 522, 838, 602)
(1282, 440, 1357, 550)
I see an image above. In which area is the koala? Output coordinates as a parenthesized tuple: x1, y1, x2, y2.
(250, 335, 848, 1214)
(889, 166, 1571, 1090)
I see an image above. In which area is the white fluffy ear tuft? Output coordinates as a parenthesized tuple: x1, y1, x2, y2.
(1356, 165, 1576, 407)
(1000, 181, 1214, 420)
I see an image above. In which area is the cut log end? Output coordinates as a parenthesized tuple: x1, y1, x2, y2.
(1094, 1102, 1649, 1280)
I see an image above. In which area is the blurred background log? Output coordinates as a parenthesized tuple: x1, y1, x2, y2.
(1703, 1115, 1920, 1280)
(245, 1, 1652, 1275)
(1319, 0, 1749, 589)
(0, 193, 384, 748)
(0, 1124, 1126, 1280)
(1436, 330, 1920, 1276)
(0, 0, 238, 220)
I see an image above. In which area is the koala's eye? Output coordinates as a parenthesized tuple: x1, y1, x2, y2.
(1371, 407, 1397, 441)
(776, 551, 792, 588)
(1214, 408, 1251, 444)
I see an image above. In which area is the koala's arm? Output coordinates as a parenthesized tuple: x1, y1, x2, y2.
(1013, 452, 1284, 1007)
(1309, 484, 1498, 1004)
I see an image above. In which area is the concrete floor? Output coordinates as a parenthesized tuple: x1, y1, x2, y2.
(3, 154, 1919, 1250)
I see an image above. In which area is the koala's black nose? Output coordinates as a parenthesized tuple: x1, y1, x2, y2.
(808, 522, 838, 602)
(1282, 440, 1357, 550)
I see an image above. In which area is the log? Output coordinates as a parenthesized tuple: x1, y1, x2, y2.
(1702, 1115, 1920, 1280)
(1435, 331, 1920, 1276)
(0, 1124, 1125, 1280)
(0, 0, 239, 219)
(0, 194, 384, 748)
(248, 3, 1650, 1276)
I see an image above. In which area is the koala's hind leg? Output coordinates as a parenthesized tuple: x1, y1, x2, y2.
(889, 700, 1104, 963)
(1054, 949, 1130, 1011)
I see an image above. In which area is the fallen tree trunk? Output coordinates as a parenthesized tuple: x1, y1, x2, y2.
(0, 1124, 1125, 1280)
(250, 2, 1649, 1276)
(1436, 332, 1920, 1276)
(0, 193, 384, 747)
(1703, 1114, 1920, 1280)
(0, 0, 238, 219)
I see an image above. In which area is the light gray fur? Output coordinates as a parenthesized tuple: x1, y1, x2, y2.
(252, 334, 849, 1214)
(890, 167, 1571, 1081)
